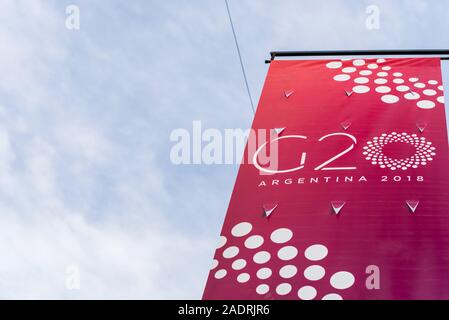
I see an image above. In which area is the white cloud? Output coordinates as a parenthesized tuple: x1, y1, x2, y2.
(0, 208, 211, 299)
(0, 0, 213, 299)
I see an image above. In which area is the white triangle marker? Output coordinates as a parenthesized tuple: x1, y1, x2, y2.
(341, 121, 352, 130)
(406, 200, 419, 213)
(331, 201, 345, 215)
(263, 204, 278, 218)
(273, 127, 285, 135)
(345, 90, 353, 97)
(417, 123, 427, 133)
(284, 90, 294, 98)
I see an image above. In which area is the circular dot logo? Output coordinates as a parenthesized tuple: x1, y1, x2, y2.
(363, 132, 436, 170)
(213, 221, 358, 299)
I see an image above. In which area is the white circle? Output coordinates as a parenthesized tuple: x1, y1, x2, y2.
(298, 286, 317, 300)
(375, 86, 391, 93)
(215, 269, 227, 279)
(382, 66, 391, 70)
(393, 78, 404, 84)
(423, 89, 437, 96)
(326, 61, 342, 69)
(404, 92, 420, 100)
(342, 67, 356, 73)
(276, 283, 292, 296)
(232, 259, 247, 270)
(322, 293, 343, 300)
(377, 72, 388, 77)
(438, 85, 444, 91)
(375, 78, 387, 84)
(381, 94, 399, 104)
(353, 59, 365, 66)
(428, 80, 438, 85)
(353, 85, 370, 94)
(377, 58, 386, 63)
(305, 244, 328, 261)
(217, 236, 227, 249)
(237, 273, 250, 283)
(417, 100, 435, 109)
(396, 85, 410, 92)
(415, 82, 425, 88)
(211, 259, 219, 270)
(334, 74, 350, 81)
(393, 72, 403, 77)
(223, 246, 239, 259)
(278, 246, 298, 261)
(256, 267, 272, 280)
(270, 228, 293, 244)
(253, 251, 271, 264)
(330, 271, 355, 289)
(354, 77, 369, 84)
(367, 63, 378, 69)
(437, 96, 445, 103)
(409, 77, 419, 82)
(304, 265, 326, 281)
(256, 284, 269, 295)
(231, 222, 252, 237)
(279, 265, 297, 279)
(245, 235, 264, 249)
(360, 70, 372, 76)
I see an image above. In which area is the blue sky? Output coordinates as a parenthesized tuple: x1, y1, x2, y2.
(0, 0, 448, 299)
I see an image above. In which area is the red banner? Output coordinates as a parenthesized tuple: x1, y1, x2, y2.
(203, 58, 449, 300)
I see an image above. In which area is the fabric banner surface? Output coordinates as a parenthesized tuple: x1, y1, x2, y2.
(203, 58, 449, 300)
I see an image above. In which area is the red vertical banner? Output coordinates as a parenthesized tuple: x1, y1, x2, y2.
(203, 58, 449, 300)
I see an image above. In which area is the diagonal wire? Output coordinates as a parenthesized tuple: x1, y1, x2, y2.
(224, 0, 255, 115)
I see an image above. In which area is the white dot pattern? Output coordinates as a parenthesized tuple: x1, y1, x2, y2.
(278, 246, 298, 261)
(417, 100, 436, 109)
(256, 284, 269, 295)
(231, 222, 252, 237)
(322, 293, 343, 300)
(215, 269, 227, 279)
(375, 86, 391, 93)
(363, 132, 436, 170)
(279, 265, 297, 279)
(276, 283, 292, 296)
(355, 77, 369, 84)
(237, 273, 250, 283)
(304, 265, 326, 281)
(223, 246, 239, 259)
(381, 94, 399, 104)
(270, 228, 293, 244)
(353, 85, 370, 94)
(256, 267, 272, 280)
(253, 251, 271, 264)
(305, 244, 328, 261)
(326, 61, 342, 69)
(298, 286, 317, 300)
(334, 74, 351, 81)
(326, 59, 443, 108)
(374, 78, 388, 85)
(342, 67, 356, 73)
(330, 271, 355, 290)
(217, 236, 227, 249)
(245, 235, 264, 249)
(211, 222, 355, 300)
(232, 259, 247, 270)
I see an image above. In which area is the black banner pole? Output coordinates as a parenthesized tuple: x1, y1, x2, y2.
(265, 49, 449, 63)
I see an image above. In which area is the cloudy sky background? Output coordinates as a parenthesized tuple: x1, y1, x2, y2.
(0, 0, 448, 299)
